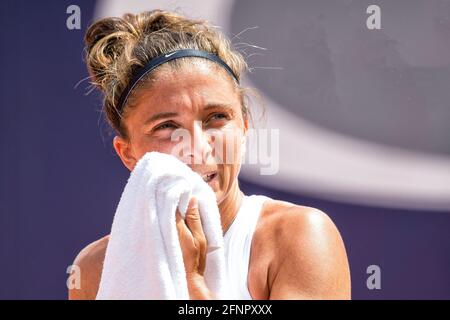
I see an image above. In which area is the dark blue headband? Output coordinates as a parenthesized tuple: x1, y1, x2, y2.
(117, 49, 239, 113)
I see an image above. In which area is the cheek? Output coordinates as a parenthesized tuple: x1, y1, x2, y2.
(210, 126, 244, 164)
(154, 141, 176, 154)
(133, 136, 176, 160)
(215, 132, 244, 185)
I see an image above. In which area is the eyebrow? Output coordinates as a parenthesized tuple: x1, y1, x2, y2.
(144, 112, 179, 125)
(144, 103, 235, 125)
(203, 103, 235, 111)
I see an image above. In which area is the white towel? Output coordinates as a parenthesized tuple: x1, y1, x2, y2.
(96, 151, 230, 300)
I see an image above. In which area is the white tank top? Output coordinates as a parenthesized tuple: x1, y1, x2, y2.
(223, 194, 270, 299)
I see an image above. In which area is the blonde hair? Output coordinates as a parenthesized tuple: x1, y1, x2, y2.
(84, 9, 255, 139)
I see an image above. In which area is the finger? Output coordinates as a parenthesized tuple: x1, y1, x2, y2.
(175, 210, 192, 242)
(185, 198, 207, 274)
(184, 197, 206, 244)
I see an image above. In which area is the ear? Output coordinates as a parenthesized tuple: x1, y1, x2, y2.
(113, 136, 137, 171)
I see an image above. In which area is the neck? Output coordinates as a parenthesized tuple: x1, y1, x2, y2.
(218, 182, 244, 236)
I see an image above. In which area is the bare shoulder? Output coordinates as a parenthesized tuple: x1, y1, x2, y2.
(257, 199, 342, 244)
(68, 235, 110, 300)
(251, 198, 351, 299)
(252, 198, 335, 259)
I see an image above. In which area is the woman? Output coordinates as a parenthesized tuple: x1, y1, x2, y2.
(69, 10, 351, 300)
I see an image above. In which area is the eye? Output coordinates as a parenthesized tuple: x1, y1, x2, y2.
(154, 121, 177, 131)
(211, 113, 227, 120)
(207, 113, 229, 122)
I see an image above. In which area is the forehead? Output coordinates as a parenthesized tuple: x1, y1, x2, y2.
(131, 61, 240, 114)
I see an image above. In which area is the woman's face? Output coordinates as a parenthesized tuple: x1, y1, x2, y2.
(113, 61, 248, 204)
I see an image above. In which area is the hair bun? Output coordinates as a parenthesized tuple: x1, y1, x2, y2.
(84, 17, 140, 89)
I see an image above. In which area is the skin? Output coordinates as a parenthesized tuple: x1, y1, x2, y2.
(69, 61, 351, 300)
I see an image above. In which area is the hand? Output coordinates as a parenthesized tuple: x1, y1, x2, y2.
(175, 197, 207, 277)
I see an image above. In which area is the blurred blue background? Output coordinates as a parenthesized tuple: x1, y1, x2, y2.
(0, 0, 449, 299)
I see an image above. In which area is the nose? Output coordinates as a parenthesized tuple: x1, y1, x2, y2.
(179, 120, 214, 165)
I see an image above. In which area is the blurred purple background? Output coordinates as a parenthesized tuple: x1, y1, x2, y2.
(0, 0, 449, 299)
